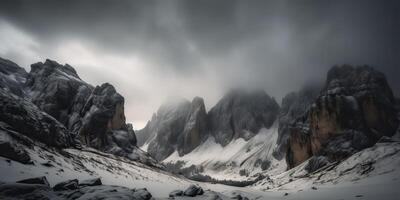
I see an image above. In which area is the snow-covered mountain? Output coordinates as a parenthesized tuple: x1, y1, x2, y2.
(1, 56, 400, 199)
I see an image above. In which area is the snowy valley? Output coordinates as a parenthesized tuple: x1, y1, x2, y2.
(1, 56, 400, 200)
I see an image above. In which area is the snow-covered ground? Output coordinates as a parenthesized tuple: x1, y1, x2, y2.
(163, 122, 286, 181)
(1, 141, 400, 199)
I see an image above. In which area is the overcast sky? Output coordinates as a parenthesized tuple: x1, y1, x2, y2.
(0, 0, 399, 129)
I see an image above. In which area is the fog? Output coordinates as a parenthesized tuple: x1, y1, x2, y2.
(0, 0, 399, 128)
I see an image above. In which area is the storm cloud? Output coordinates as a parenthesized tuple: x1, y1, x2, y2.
(0, 0, 399, 128)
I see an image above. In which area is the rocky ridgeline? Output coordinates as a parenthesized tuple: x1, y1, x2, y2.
(0, 57, 155, 165)
(137, 89, 280, 161)
(286, 65, 399, 169)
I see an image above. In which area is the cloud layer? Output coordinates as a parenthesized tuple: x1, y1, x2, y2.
(1, 0, 399, 128)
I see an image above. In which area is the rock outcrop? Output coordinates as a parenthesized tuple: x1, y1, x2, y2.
(139, 89, 280, 161)
(286, 65, 399, 169)
(0, 57, 151, 164)
(273, 85, 320, 160)
(208, 89, 280, 146)
(140, 97, 208, 161)
(0, 177, 153, 200)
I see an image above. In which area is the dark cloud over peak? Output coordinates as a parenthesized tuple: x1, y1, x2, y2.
(0, 0, 399, 128)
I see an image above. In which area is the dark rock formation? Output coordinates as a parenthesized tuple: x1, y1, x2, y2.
(274, 85, 320, 160)
(287, 65, 399, 169)
(0, 177, 153, 200)
(79, 178, 102, 187)
(169, 190, 184, 197)
(26, 59, 93, 130)
(208, 89, 280, 146)
(0, 57, 28, 97)
(0, 57, 153, 165)
(0, 88, 76, 148)
(16, 177, 50, 187)
(0, 130, 32, 164)
(139, 89, 280, 160)
(141, 97, 209, 161)
(183, 184, 204, 197)
(53, 179, 79, 191)
(178, 97, 209, 155)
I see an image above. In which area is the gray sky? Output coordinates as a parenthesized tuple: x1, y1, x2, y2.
(0, 0, 399, 129)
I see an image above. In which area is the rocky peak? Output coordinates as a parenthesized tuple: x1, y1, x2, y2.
(0, 57, 28, 97)
(208, 89, 280, 146)
(178, 96, 208, 155)
(286, 65, 399, 169)
(139, 96, 210, 161)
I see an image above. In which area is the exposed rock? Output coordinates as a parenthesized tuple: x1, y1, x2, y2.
(0, 57, 28, 97)
(0, 131, 32, 164)
(183, 184, 204, 197)
(53, 179, 79, 191)
(208, 89, 280, 146)
(0, 183, 55, 199)
(274, 85, 320, 160)
(0, 88, 76, 148)
(169, 189, 184, 197)
(26, 59, 93, 129)
(178, 97, 209, 155)
(0, 178, 153, 200)
(16, 176, 50, 187)
(287, 65, 399, 169)
(305, 156, 329, 173)
(79, 178, 102, 187)
(142, 97, 208, 160)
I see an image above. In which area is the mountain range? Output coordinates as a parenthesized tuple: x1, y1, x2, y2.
(0, 57, 399, 199)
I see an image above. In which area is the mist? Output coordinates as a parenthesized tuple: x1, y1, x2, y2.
(0, 0, 399, 129)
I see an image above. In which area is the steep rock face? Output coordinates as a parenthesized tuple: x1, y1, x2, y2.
(25, 59, 93, 130)
(178, 97, 208, 155)
(208, 89, 280, 146)
(0, 57, 149, 164)
(140, 97, 208, 161)
(286, 65, 399, 169)
(274, 85, 320, 160)
(0, 58, 28, 97)
(0, 89, 75, 148)
(79, 83, 137, 154)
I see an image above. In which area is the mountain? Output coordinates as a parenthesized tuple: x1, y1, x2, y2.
(0, 57, 155, 165)
(138, 89, 280, 161)
(137, 97, 208, 161)
(1, 56, 400, 199)
(286, 65, 399, 169)
(208, 89, 280, 146)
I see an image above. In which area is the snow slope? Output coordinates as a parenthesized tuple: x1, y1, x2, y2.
(163, 122, 286, 180)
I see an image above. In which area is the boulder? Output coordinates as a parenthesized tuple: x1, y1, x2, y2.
(16, 176, 50, 187)
(79, 178, 102, 186)
(169, 190, 183, 197)
(53, 179, 79, 191)
(184, 184, 204, 197)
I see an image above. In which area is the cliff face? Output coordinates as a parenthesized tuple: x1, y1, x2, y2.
(139, 89, 280, 161)
(208, 89, 280, 146)
(139, 97, 208, 161)
(0, 57, 153, 164)
(286, 65, 399, 169)
(274, 85, 320, 160)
